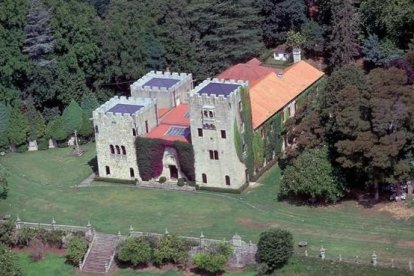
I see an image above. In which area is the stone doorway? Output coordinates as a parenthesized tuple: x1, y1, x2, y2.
(169, 165, 178, 179)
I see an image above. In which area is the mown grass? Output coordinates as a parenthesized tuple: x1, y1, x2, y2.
(16, 253, 74, 276)
(0, 144, 413, 263)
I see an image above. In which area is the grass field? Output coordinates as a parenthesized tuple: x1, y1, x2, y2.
(16, 253, 75, 276)
(1, 144, 413, 263)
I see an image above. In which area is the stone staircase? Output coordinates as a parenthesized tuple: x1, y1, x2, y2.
(81, 233, 120, 274)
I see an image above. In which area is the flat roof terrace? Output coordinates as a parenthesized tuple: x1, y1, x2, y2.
(106, 104, 144, 114)
(143, 77, 180, 88)
(197, 82, 241, 97)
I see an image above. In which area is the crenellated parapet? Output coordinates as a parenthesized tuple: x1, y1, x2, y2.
(93, 96, 156, 120)
(130, 71, 192, 94)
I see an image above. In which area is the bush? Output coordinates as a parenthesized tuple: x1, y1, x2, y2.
(15, 228, 37, 247)
(37, 138, 49, 151)
(42, 230, 65, 248)
(0, 170, 8, 200)
(152, 235, 190, 265)
(116, 237, 152, 266)
(158, 176, 167, 184)
(256, 228, 294, 272)
(193, 253, 228, 273)
(177, 178, 185, 187)
(0, 243, 22, 276)
(65, 236, 88, 266)
(30, 238, 45, 262)
(0, 220, 15, 246)
(15, 143, 27, 153)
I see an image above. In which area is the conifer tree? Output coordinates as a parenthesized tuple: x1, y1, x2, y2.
(7, 106, 28, 147)
(62, 100, 83, 135)
(46, 116, 67, 141)
(0, 103, 11, 148)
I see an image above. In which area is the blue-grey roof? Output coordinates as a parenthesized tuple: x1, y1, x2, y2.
(197, 82, 240, 97)
(143, 78, 180, 88)
(107, 104, 143, 114)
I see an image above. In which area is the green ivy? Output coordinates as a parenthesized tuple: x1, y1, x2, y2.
(253, 131, 264, 167)
(233, 120, 243, 162)
(240, 87, 255, 178)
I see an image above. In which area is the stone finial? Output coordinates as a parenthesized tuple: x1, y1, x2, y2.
(391, 259, 394, 268)
(87, 220, 91, 228)
(129, 225, 134, 236)
(371, 251, 377, 266)
(16, 215, 21, 222)
(231, 233, 242, 247)
(51, 218, 56, 230)
(165, 228, 169, 235)
(117, 231, 122, 238)
(15, 215, 21, 230)
(320, 245, 326, 260)
(355, 256, 359, 264)
(200, 232, 205, 247)
(339, 254, 342, 262)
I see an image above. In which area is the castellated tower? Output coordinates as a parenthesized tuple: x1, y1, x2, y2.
(93, 96, 157, 181)
(189, 79, 248, 189)
(130, 71, 193, 110)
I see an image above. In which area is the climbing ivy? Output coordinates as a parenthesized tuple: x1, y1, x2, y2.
(239, 87, 255, 178)
(233, 120, 243, 162)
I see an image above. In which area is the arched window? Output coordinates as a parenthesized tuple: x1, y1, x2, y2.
(209, 111, 214, 118)
(203, 110, 208, 117)
(130, 168, 135, 178)
(202, 173, 207, 184)
(132, 128, 137, 136)
(95, 125, 99, 133)
(105, 166, 110, 175)
(121, 146, 126, 155)
(110, 145, 115, 154)
(115, 145, 120, 154)
(225, 175, 230, 186)
(214, 150, 219, 160)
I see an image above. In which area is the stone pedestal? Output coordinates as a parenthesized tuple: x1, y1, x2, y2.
(48, 139, 56, 149)
(67, 136, 75, 146)
(28, 140, 38, 151)
(407, 180, 413, 196)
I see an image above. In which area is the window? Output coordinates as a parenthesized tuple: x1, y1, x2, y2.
(105, 166, 110, 175)
(121, 146, 126, 155)
(203, 110, 208, 117)
(281, 111, 285, 122)
(198, 128, 203, 137)
(145, 120, 149, 133)
(221, 130, 226, 139)
(202, 173, 207, 184)
(225, 175, 230, 186)
(287, 107, 291, 118)
(209, 150, 214, 160)
(115, 145, 120, 154)
(214, 150, 219, 160)
(130, 168, 135, 178)
(110, 145, 115, 154)
(132, 128, 137, 136)
(95, 125, 99, 134)
(209, 111, 214, 118)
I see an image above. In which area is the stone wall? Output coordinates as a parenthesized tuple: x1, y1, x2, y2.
(189, 79, 248, 189)
(130, 71, 193, 110)
(93, 96, 157, 181)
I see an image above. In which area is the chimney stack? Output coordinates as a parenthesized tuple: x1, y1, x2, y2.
(293, 48, 302, 63)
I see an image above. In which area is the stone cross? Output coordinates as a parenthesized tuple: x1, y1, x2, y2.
(51, 217, 56, 230)
(200, 232, 205, 247)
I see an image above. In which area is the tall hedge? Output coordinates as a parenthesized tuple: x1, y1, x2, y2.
(173, 141, 195, 181)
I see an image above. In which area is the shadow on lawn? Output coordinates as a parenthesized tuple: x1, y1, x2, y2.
(88, 156, 98, 173)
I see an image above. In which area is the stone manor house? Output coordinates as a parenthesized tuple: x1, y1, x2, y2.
(93, 56, 324, 191)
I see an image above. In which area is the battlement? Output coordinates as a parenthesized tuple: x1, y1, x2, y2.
(190, 78, 247, 105)
(93, 96, 156, 119)
(130, 70, 192, 94)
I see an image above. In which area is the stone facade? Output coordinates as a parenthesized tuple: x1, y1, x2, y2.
(130, 71, 193, 110)
(189, 79, 248, 189)
(93, 96, 157, 181)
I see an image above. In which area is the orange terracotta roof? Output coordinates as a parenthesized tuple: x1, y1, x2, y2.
(158, 108, 170, 118)
(146, 124, 190, 142)
(250, 61, 324, 129)
(159, 104, 190, 126)
(217, 61, 276, 86)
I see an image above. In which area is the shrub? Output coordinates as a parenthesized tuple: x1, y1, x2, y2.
(152, 235, 190, 265)
(177, 178, 185, 187)
(0, 220, 15, 246)
(37, 138, 49, 151)
(15, 143, 27, 153)
(0, 170, 8, 200)
(193, 253, 228, 273)
(65, 236, 88, 266)
(158, 176, 167, 184)
(15, 228, 37, 247)
(0, 243, 22, 276)
(256, 228, 294, 272)
(30, 238, 45, 262)
(43, 230, 65, 248)
(116, 237, 152, 266)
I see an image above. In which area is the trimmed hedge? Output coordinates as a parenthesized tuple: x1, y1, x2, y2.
(94, 177, 136, 185)
(199, 181, 249, 194)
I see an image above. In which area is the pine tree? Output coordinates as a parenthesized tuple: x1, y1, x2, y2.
(62, 100, 83, 135)
(0, 103, 11, 148)
(78, 111, 93, 137)
(46, 116, 67, 141)
(7, 106, 28, 146)
(327, 0, 359, 69)
(26, 99, 45, 140)
(81, 92, 99, 116)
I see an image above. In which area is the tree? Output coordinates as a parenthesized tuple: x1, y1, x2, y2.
(65, 236, 87, 266)
(62, 100, 83, 136)
(45, 116, 67, 141)
(280, 147, 345, 203)
(285, 31, 306, 49)
(0, 170, 8, 200)
(26, 99, 45, 141)
(0, 103, 11, 148)
(256, 228, 293, 272)
(261, 0, 308, 46)
(7, 106, 28, 147)
(116, 237, 152, 266)
(153, 235, 190, 265)
(0, 243, 22, 276)
(362, 34, 404, 66)
(302, 20, 325, 55)
(326, 0, 359, 69)
(78, 111, 94, 138)
(81, 92, 99, 116)
(192, 253, 228, 274)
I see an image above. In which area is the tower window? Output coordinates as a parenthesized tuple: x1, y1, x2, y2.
(221, 130, 226, 139)
(214, 150, 219, 160)
(209, 150, 214, 160)
(225, 175, 230, 186)
(202, 173, 207, 184)
(105, 166, 110, 175)
(95, 125, 99, 133)
(110, 145, 115, 154)
(145, 120, 149, 133)
(203, 110, 208, 117)
(130, 168, 135, 178)
(132, 128, 137, 136)
(198, 128, 203, 137)
(209, 111, 214, 118)
(115, 145, 120, 154)
(121, 146, 126, 155)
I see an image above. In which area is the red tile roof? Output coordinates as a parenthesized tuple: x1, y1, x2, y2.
(146, 124, 190, 142)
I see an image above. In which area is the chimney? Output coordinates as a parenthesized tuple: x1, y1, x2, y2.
(293, 48, 302, 63)
(276, 69, 284, 79)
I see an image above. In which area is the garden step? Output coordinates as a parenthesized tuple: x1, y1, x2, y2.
(81, 232, 120, 273)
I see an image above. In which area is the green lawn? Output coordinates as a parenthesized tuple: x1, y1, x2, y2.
(16, 253, 74, 276)
(1, 145, 413, 263)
